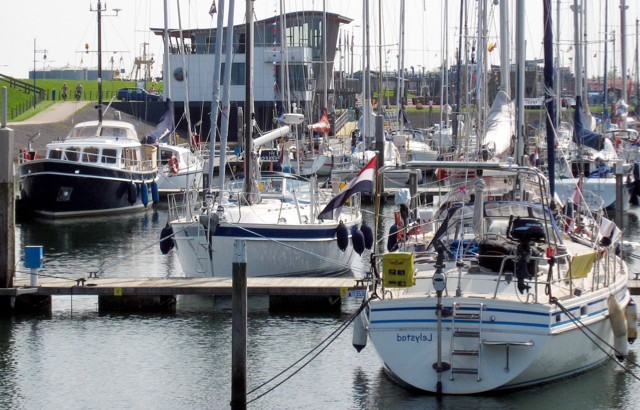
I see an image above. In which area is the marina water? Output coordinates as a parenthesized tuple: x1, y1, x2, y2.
(2, 202, 639, 409)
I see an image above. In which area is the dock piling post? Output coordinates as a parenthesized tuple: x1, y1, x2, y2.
(0, 86, 16, 315)
(231, 239, 247, 410)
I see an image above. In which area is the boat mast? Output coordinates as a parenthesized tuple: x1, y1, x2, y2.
(243, 0, 255, 203)
(543, 0, 556, 196)
(555, 0, 561, 127)
(163, 0, 171, 102)
(573, 0, 583, 103)
(323, 0, 328, 111)
(499, 0, 510, 96)
(636, 18, 639, 114)
(279, 0, 290, 112)
(515, 0, 525, 164)
(620, 0, 628, 131)
(219, 0, 236, 194)
(207, 0, 226, 193)
(603, 0, 609, 121)
(378, 0, 383, 115)
(97, 0, 104, 123)
(396, 0, 405, 134)
(453, 0, 464, 148)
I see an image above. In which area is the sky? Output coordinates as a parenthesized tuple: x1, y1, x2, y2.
(0, 0, 638, 82)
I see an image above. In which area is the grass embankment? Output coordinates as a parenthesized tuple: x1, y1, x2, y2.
(2, 79, 163, 122)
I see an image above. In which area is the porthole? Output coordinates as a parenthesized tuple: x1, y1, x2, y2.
(173, 67, 185, 82)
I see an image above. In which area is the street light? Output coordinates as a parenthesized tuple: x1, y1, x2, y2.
(33, 39, 47, 108)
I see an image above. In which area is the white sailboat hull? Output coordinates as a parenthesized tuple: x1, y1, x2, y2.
(367, 280, 629, 394)
(170, 201, 361, 277)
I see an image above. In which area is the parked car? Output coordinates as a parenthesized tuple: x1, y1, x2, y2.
(117, 87, 160, 102)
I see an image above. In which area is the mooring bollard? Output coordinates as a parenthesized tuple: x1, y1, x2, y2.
(24, 246, 43, 287)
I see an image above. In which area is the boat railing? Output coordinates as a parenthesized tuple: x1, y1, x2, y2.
(168, 189, 200, 222)
(18, 147, 157, 172)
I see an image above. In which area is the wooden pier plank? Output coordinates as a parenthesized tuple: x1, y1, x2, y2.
(4, 277, 361, 297)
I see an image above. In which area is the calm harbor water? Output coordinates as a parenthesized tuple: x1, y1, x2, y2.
(2, 201, 640, 409)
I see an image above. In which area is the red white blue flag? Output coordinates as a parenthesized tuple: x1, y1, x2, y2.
(318, 158, 375, 220)
(209, 1, 217, 15)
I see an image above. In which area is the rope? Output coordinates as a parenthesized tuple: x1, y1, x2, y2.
(551, 297, 640, 382)
(245, 296, 373, 404)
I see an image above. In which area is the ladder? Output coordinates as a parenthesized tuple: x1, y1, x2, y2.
(449, 302, 485, 381)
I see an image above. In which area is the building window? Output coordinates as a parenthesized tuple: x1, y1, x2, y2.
(221, 63, 246, 85)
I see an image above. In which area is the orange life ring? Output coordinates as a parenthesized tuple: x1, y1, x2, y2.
(21, 149, 31, 161)
(169, 156, 179, 174)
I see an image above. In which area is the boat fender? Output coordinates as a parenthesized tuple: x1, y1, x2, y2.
(361, 221, 374, 250)
(151, 181, 160, 204)
(352, 229, 365, 256)
(387, 224, 399, 252)
(625, 299, 638, 344)
(199, 214, 220, 234)
(170, 156, 179, 174)
(608, 294, 628, 361)
(394, 212, 405, 241)
(159, 224, 175, 254)
(336, 222, 349, 252)
(352, 311, 368, 353)
(128, 182, 137, 205)
(140, 182, 149, 207)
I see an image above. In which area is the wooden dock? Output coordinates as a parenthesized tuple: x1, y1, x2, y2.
(1, 277, 367, 314)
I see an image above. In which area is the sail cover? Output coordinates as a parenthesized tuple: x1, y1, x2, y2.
(307, 108, 331, 134)
(483, 90, 515, 159)
(573, 96, 603, 151)
(145, 99, 174, 144)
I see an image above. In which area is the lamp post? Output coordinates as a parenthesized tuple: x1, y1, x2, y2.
(33, 39, 47, 108)
(90, 2, 120, 123)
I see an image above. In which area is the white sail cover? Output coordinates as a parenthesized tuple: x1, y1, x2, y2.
(483, 91, 515, 159)
(357, 101, 377, 138)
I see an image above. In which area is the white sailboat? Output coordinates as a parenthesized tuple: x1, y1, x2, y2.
(165, 0, 363, 278)
(356, 2, 633, 396)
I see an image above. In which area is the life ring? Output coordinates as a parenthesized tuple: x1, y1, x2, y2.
(435, 168, 446, 181)
(21, 148, 30, 161)
(169, 156, 179, 174)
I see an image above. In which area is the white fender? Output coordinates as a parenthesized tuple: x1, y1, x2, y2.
(352, 311, 368, 353)
(625, 299, 638, 344)
(608, 294, 628, 361)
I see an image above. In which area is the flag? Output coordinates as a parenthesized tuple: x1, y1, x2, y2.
(209, 1, 217, 15)
(488, 43, 496, 52)
(318, 158, 376, 220)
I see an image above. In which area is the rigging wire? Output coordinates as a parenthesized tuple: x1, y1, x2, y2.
(246, 296, 373, 404)
(552, 297, 640, 382)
